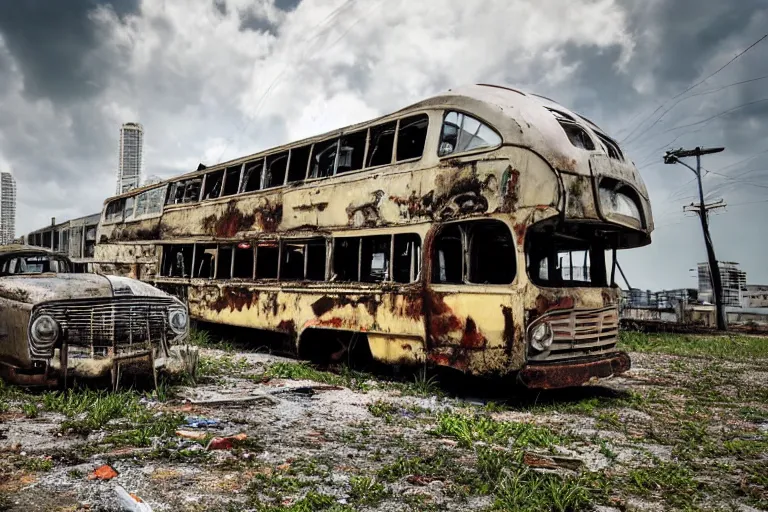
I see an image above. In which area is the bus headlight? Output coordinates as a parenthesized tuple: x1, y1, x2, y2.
(599, 184, 642, 223)
(30, 315, 60, 347)
(530, 323, 553, 352)
(168, 308, 188, 335)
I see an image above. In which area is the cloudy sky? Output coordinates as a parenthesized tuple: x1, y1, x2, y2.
(0, 0, 766, 290)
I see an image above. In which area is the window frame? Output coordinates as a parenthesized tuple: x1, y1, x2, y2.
(332, 233, 421, 284)
(437, 110, 502, 159)
(429, 219, 517, 287)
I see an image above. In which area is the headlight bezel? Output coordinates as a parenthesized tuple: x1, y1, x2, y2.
(30, 314, 60, 347)
(168, 307, 188, 335)
(597, 178, 645, 230)
(529, 322, 554, 352)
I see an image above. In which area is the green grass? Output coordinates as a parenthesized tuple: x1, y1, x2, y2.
(491, 466, 594, 512)
(619, 332, 768, 360)
(198, 354, 251, 377)
(432, 411, 563, 449)
(264, 362, 372, 391)
(348, 476, 389, 506)
(626, 461, 700, 509)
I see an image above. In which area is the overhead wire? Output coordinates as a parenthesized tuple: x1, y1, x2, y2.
(619, 33, 767, 144)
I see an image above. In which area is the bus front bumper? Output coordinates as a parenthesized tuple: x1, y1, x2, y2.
(517, 352, 631, 389)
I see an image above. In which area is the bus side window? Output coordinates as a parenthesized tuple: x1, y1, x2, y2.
(393, 234, 421, 283)
(203, 170, 224, 200)
(280, 242, 305, 280)
(216, 245, 233, 279)
(161, 244, 193, 277)
(366, 121, 396, 168)
(242, 159, 264, 193)
(194, 244, 217, 278)
(337, 130, 366, 174)
(105, 199, 124, 223)
(432, 225, 463, 284)
(396, 114, 429, 161)
(256, 243, 279, 279)
(333, 238, 360, 282)
(306, 239, 327, 281)
(361, 235, 390, 282)
(310, 139, 339, 179)
(233, 243, 254, 278)
(438, 111, 501, 156)
(264, 152, 288, 188)
(287, 145, 311, 183)
(467, 222, 515, 284)
(222, 165, 242, 196)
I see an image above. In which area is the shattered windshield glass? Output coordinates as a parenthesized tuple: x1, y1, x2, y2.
(0, 254, 71, 275)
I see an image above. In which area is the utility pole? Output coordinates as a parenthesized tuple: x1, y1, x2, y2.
(664, 146, 727, 331)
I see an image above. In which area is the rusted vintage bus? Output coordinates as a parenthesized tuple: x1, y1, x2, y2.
(94, 84, 653, 389)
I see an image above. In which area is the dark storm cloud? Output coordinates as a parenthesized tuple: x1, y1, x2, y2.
(238, 6, 277, 35)
(213, 0, 227, 16)
(0, 0, 139, 103)
(274, 0, 302, 12)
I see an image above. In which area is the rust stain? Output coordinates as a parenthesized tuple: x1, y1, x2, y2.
(535, 295, 574, 316)
(276, 319, 296, 336)
(310, 295, 379, 319)
(501, 305, 515, 355)
(257, 200, 283, 232)
(500, 167, 520, 213)
(208, 286, 258, 313)
(460, 317, 486, 349)
(513, 223, 526, 247)
(202, 201, 256, 238)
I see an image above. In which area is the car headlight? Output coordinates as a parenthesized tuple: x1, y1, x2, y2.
(599, 184, 642, 222)
(530, 322, 553, 352)
(30, 315, 59, 347)
(168, 308, 188, 335)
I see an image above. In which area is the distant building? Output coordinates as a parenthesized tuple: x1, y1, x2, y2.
(26, 213, 100, 263)
(117, 122, 144, 194)
(743, 285, 768, 309)
(0, 172, 16, 245)
(697, 261, 747, 307)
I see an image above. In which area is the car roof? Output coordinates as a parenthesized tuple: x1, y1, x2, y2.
(0, 245, 56, 256)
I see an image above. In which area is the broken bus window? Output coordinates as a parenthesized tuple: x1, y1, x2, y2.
(256, 242, 279, 279)
(337, 130, 366, 174)
(438, 111, 501, 157)
(310, 139, 339, 179)
(232, 243, 254, 279)
(161, 244, 193, 278)
(396, 114, 429, 161)
(287, 145, 311, 183)
(242, 159, 264, 193)
(264, 152, 288, 188)
(366, 121, 396, 167)
(203, 170, 224, 200)
(194, 244, 217, 278)
(221, 165, 242, 197)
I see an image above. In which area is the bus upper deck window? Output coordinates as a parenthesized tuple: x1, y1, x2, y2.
(123, 197, 135, 220)
(242, 159, 264, 193)
(366, 121, 396, 168)
(203, 170, 224, 200)
(337, 131, 366, 174)
(105, 199, 124, 223)
(264, 152, 288, 188)
(439, 111, 501, 156)
(222, 165, 242, 196)
(310, 139, 339, 179)
(397, 114, 429, 161)
(287, 145, 311, 183)
(183, 178, 202, 203)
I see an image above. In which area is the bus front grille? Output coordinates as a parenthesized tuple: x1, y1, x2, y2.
(529, 307, 619, 361)
(30, 297, 181, 359)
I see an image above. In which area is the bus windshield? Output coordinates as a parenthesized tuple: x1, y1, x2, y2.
(0, 254, 71, 276)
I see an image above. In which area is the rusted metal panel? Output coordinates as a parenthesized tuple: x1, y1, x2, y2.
(517, 352, 631, 389)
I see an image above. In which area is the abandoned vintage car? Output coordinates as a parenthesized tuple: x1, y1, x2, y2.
(0, 245, 194, 386)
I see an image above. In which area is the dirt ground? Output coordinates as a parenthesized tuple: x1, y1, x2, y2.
(0, 331, 766, 512)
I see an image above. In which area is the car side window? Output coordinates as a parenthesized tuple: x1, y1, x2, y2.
(439, 111, 501, 157)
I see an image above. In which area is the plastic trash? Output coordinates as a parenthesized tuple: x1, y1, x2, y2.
(88, 464, 118, 481)
(114, 483, 153, 512)
(183, 416, 220, 428)
(206, 433, 247, 451)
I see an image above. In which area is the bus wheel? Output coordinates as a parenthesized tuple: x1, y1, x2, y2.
(298, 329, 372, 368)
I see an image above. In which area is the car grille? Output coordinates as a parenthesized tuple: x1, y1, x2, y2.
(528, 307, 619, 361)
(30, 297, 181, 359)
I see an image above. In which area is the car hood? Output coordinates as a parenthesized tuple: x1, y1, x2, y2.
(0, 274, 172, 304)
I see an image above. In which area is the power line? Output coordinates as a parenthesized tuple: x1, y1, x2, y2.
(671, 34, 768, 100)
(619, 34, 768, 143)
(661, 97, 768, 134)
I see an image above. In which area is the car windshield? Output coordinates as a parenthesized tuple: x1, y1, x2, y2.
(0, 254, 71, 275)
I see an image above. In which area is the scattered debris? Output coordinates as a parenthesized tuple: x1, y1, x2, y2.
(114, 483, 153, 512)
(206, 433, 248, 451)
(88, 464, 118, 481)
(175, 430, 208, 441)
(523, 451, 585, 472)
(183, 416, 220, 428)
